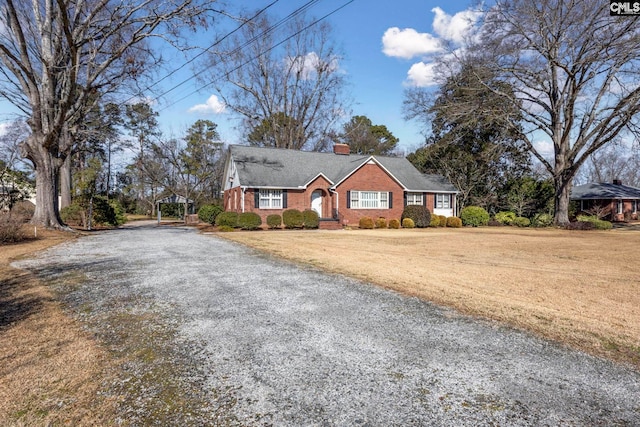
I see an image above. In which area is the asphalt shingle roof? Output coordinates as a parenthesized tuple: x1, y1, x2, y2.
(571, 182, 640, 200)
(228, 145, 457, 192)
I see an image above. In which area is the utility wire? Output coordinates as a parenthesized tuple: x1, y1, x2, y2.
(157, 0, 355, 113)
(150, 0, 324, 109)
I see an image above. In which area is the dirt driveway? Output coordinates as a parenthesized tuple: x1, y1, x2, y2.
(14, 224, 640, 425)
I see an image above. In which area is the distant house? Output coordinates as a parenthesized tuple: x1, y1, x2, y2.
(221, 144, 458, 228)
(571, 180, 640, 222)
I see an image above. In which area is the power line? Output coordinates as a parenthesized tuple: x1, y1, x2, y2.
(155, 0, 355, 113)
(149, 0, 324, 109)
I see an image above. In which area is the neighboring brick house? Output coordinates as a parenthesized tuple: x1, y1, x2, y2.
(222, 144, 458, 228)
(571, 180, 640, 222)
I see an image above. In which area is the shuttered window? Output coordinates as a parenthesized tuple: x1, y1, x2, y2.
(258, 189, 283, 209)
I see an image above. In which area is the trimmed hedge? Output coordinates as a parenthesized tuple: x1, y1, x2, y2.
(267, 214, 282, 229)
(531, 212, 553, 228)
(283, 209, 304, 229)
(576, 215, 613, 230)
(198, 204, 223, 224)
(359, 216, 374, 229)
(238, 212, 262, 230)
(513, 216, 531, 227)
(375, 217, 387, 229)
(495, 211, 516, 225)
(388, 218, 400, 229)
(303, 209, 320, 229)
(436, 215, 447, 227)
(460, 206, 489, 227)
(401, 205, 431, 228)
(446, 216, 462, 228)
(215, 211, 239, 228)
(402, 218, 415, 228)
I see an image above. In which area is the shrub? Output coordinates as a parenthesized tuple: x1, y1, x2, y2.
(266, 214, 282, 229)
(460, 206, 489, 227)
(576, 215, 612, 230)
(215, 211, 239, 228)
(60, 203, 84, 226)
(401, 205, 431, 228)
(11, 201, 35, 222)
(109, 200, 127, 226)
(437, 215, 447, 227)
(513, 216, 531, 227)
(531, 213, 553, 228)
(238, 212, 262, 230)
(303, 209, 320, 229)
(402, 218, 415, 228)
(0, 214, 26, 243)
(198, 204, 223, 224)
(429, 215, 440, 227)
(446, 216, 462, 228)
(388, 218, 400, 229)
(283, 209, 304, 229)
(359, 216, 374, 229)
(488, 219, 503, 226)
(565, 221, 594, 231)
(375, 217, 387, 229)
(495, 211, 516, 226)
(217, 225, 235, 232)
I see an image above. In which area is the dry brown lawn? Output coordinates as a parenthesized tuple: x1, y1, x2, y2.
(0, 227, 120, 426)
(220, 226, 640, 368)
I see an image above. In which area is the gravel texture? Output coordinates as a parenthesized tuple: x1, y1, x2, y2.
(14, 222, 640, 426)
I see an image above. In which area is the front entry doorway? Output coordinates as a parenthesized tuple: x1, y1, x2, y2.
(311, 190, 323, 217)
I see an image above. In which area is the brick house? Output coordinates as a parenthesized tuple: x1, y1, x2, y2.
(222, 144, 458, 228)
(571, 180, 640, 222)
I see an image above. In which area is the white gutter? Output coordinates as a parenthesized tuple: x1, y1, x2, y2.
(329, 188, 339, 219)
(241, 186, 247, 213)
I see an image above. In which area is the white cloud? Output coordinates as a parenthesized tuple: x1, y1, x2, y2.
(431, 7, 481, 44)
(406, 62, 439, 87)
(286, 52, 340, 80)
(382, 6, 483, 87)
(533, 139, 554, 156)
(188, 94, 226, 114)
(382, 27, 442, 59)
(0, 122, 9, 137)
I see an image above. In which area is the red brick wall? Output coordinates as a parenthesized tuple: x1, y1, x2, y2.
(335, 162, 405, 226)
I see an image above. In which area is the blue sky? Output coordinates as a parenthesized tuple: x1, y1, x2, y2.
(0, 0, 482, 156)
(156, 0, 482, 154)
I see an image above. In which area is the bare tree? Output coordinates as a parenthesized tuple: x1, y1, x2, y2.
(0, 0, 216, 228)
(435, 0, 640, 224)
(577, 143, 640, 188)
(204, 12, 349, 151)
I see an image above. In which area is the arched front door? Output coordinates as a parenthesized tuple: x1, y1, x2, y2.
(311, 190, 323, 217)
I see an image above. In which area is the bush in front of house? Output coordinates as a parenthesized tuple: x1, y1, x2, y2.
(303, 209, 320, 229)
(531, 212, 553, 228)
(576, 215, 613, 230)
(402, 218, 415, 228)
(267, 214, 282, 229)
(565, 220, 594, 231)
(283, 209, 304, 229)
(513, 216, 531, 227)
(388, 218, 400, 229)
(460, 206, 490, 227)
(429, 215, 440, 227)
(375, 217, 387, 229)
(401, 205, 431, 228)
(495, 211, 516, 226)
(446, 216, 462, 228)
(238, 212, 262, 230)
(359, 216, 374, 229)
(198, 204, 223, 224)
(215, 211, 239, 228)
(436, 215, 447, 227)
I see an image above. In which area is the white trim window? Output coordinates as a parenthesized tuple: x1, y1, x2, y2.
(350, 191, 389, 209)
(617, 200, 624, 215)
(435, 194, 450, 209)
(259, 189, 283, 209)
(406, 192, 423, 206)
(633, 200, 638, 214)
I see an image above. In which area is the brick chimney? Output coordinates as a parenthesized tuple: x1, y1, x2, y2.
(333, 143, 350, 155)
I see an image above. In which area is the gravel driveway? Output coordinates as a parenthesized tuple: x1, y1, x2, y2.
(14, 223, 640, 425)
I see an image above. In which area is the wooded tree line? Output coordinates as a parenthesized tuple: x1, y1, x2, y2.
(0, 0, 638, 227)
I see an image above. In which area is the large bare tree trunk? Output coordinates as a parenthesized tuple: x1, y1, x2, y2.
(27, 141, 64, 228)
